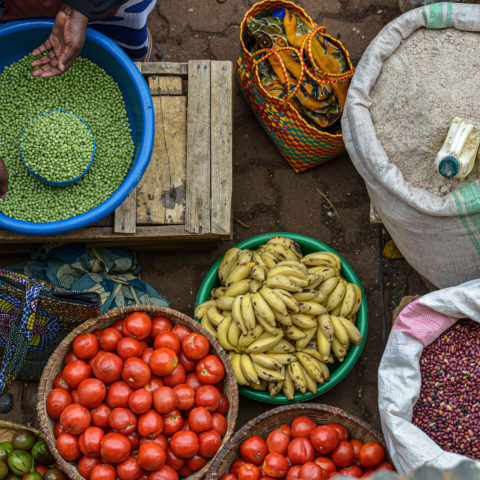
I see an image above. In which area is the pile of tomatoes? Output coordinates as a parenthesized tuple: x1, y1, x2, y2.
(46, 312, 230, 480)
(220, 416, 394, 480)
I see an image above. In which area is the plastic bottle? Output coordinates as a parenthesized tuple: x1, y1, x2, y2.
(434, 117, 480, 179)
(399, 0, 479, 13)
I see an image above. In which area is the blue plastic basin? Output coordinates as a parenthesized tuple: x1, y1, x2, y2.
(0, 20, 154, 235)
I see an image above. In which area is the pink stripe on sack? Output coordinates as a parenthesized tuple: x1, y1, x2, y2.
(393, 299, 455, 347)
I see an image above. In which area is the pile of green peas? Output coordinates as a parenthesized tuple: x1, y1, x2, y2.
(0, 54, 134, 223)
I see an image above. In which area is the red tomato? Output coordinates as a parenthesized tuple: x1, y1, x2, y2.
(279, 424, 291, 437)
(266, 429, 289, 455)
(71, 390, 79, 403)
(310, 426, 340, 455)
(129, 389, 153, 415)
(106, 381, 133, 408)
(56, 433, 81, 461)
(123, 312, 152, 340)
(151, 316, 173, 337)
(100, 328, 123, 352)
(77, 378, 107, 409)
(91, 464, 116, 480)
(173, 384, 195, 411)
(145, 377, 164, 394)
(171, 324, 191, 343)
(79, 426, 104, 457)
(78, 456, 101, 480)
(53, 421, 65, 438)
(182, 333, 209, 361)
(138, 442, 166, 471)
(238, 463, 260, 480)
(47, 388, 72, 419)
(198, 429, 221, 457)
(162, 409, 184, 436)
(262, 453, 289, 478)
(185, 372, 202, 390)
(150, 348, 178, 377)
(240, 436, 267, 465)
(109, 408, 137, 435)
(350, 439, 364, 462)
(117, 456, 143, 480)
(142, 348, 154, 365)
(162, 364, 186, 388)
(60, 403, 91, 435)
(92, 329, 103, 339)
(122, 357, 151, 389)
(126, 431, 140, 450)
(166, 447, 185, 470)
(298, 462, 327, 480)
(230, 458, 247, 475)
(292, 416, 317, 438)
(178, 465, 193, 477)
(153, 386, 178, 414)
(286, 465, 301, 480)
(287, 437, 315, 465)
(212, 412, 228, 437)
(91, 403, 112, 428)
(92, 352, 124, 384)
(112, 319, 124, 333)
(358, 443, 386, 469)
(178, 351, 196, 372)
(64, 351, 79, 366)
(100, 432, 131, 464)
(117, 337, 144, 360)
(189, 407, 213, 433)
(217, 393, 229, 414)
(53, 371, 72, 392)
(331, 441, 355, 468)
(170, 430, 199, 459)
(195, 385, 221, 411)
(138, 409, 164, 439)
(327, 424, 349, 442)
(315, 457, 337, 474)
(154, 332, 181, 354)
(338, 466, 363, 478)
(375, 461, 394, 471)
(148, 465, 179, 480)
(63, 360, 92, 388)
(220, 475, 237, 480)
(196, 355, 225, 384)
(186, 454, 207, 472)
(73, 334, 99, 360)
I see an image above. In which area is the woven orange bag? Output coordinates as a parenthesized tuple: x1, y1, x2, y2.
(237, 0, 354, 172)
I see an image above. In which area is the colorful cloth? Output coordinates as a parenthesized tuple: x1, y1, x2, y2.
(245, 7, 352, 129)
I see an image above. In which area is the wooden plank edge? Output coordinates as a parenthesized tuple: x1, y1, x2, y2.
(135, 62, 188, 76)
(114, 189, 137, 234)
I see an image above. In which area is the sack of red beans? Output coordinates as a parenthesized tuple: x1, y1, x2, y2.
(378, 280, 480, 473)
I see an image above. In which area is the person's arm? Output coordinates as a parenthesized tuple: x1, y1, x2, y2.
(64, 0, 127, 20)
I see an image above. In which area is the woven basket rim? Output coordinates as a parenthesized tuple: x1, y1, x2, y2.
(37, 305, 239, 480)
(0, 420, 40, 435)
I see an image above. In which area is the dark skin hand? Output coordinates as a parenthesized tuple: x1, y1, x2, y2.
(30, 2, 88, 78)
(0, 157, 8, 199)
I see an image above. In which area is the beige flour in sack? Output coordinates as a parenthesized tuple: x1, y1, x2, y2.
(370, 28, 480, 196)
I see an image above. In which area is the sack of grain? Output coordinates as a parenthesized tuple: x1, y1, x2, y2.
(342, 3, 480, 289)
(378, 281, 480, 473)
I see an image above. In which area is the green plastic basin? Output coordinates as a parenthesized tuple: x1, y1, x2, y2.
(195, 232, 368, 404)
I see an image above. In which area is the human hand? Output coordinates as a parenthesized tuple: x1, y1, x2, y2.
(30, 2, 88, 78)
(0, 157, 8, 199)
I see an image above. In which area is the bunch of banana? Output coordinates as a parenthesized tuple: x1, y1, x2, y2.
(195, 236, 364, 398)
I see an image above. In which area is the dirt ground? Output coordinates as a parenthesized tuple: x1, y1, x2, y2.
(0, 0, 432, 434)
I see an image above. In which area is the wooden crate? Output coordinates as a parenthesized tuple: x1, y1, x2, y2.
(0, 60, 233, 251)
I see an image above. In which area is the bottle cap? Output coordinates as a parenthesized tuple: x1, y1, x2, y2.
(438, 156, 460, 178)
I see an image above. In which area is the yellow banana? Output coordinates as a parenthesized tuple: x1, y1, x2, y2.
(331, 315, 350, 346)
(251, 292, 276, 326)
(227, 319, 242, 348)
(295, 352, 324, 383)
(299, 301, 326, 316)
(290, 313, 317, 330)
(217, 316, 234, 351)
(232, 295, 248, 335)
(273, 289, 301, 313)
(267, 264, 308, 281)
(210, 287, 226, 299)
(315, 359, 330, 381)
(241, 293, 257, 332)
(318, 314, 334, 342)
(261, 251, 279, 269)
(250, 280, 263, 293)
(288, 361, 307, 394)
(236, 251, 253, 265)
(238, 332, 256, 348)
(240, 354, 260, 384)
(339, 317, 362, 345)
(216, 296, 235, 311)
(255, 316, 279, 334)
(339, 283, 357, 318)
(302, 251, 341, 269)
(200, 313, 218, 339)
(252, 251, 266, 267)
(268, 353, 296, 364)
(266, 236, 302, 258)
(276, 260, 308, 273)
(246, 333, 283, 353)
(268, 339, 295, 353)
(349, 284, 362, 317)
(265, 243, 299, 262)
(224, 279, 252, 297)
(265, 275, 303, 292)
(194, 299, 216, 320)
(251, 264, 267, 282)
(331, 337, 347, 362)
(225, 262, 255, 287)
(296, 326, 317, 351)
(302, 344, 324, 362)
(317, 276, 340, 297)
(294, 289, 319, 301)
(249, 379, 267, 391)
(250, 353, 283, 370)
(269, 371, 284, 398)
(231, 354, 249, 385)
(326, 282, 346, 312)
(283, 369, 295, 400)
(326, 354, 335, 364)
(260, 287, 288, 315)
(207, 306, 226, 328)
(218, 248, 242, 285)
(299, 364, 318, 394)
(272, 309, 294, 329)
(308, 266, 339, 281)
(285, 325, 306, 341)
(307, 274, 323, 289)
(251, 360, 285, 382)
(316, 327, 332, 362)
(330, 304, 342, 316)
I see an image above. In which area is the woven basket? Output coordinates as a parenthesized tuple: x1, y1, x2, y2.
(207, 403, 386, 479)
(0, 420, 39, 442)
(37, 305, 239, 480)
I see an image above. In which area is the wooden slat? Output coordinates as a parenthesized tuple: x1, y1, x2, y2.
(136, 95, 187, 225)
(210, 61, 233, 236)
(135, 62, 188, 76)
(148, 76, 183, 95)
(185, 60, 211, 234)
(114, 189, 137, 234)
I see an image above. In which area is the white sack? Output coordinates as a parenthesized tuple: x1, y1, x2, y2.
(342, 3, 480, 288)
(378, 279, 480, 473)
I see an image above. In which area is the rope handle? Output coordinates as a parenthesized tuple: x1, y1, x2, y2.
(301, 26, 355, 84)
(251, 46, 306, 108)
